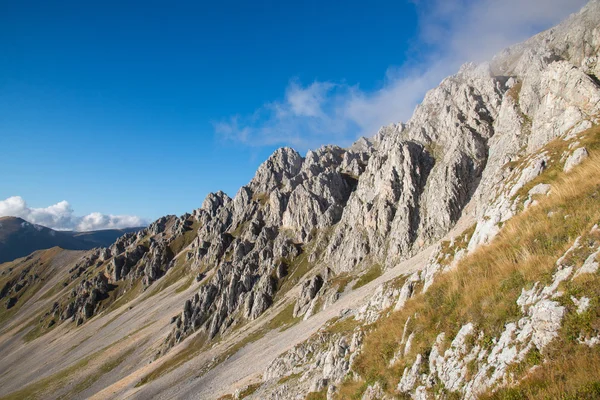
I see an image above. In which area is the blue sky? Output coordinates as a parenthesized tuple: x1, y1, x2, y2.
(0, 0, 586, 230)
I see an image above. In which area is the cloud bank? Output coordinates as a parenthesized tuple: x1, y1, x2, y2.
(215, 0, 586, 150)
(0, 196, 148, 231)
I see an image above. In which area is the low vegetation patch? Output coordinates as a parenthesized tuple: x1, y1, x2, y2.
(325, 316, 359, 335)
(352, 264, 383, 290)
(238, 382, 261, 398)
(274, 252, 312, 300)
(252, 192, 270, 206)
(267, 302, 302, 331)
(0, 249, 62, 327)
(168, 220, 200, 256)
(306, 389, 327, 400)
(174, 274, 196, 293)
(102, 279, 143, 315)
(328, 273, 353, 294)
(278, 372, 302, 385)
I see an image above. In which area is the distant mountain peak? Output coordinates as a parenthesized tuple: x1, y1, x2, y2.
(0, 218, 143, 264)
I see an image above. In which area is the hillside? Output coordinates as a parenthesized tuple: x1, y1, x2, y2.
(0, 2, 599, 399)
(0, 216, 143, 264)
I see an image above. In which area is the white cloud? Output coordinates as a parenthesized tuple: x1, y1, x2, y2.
(416, 0, 587, 63)
(214, 82, 358, 149)
(0, 196, 148, 231)
(285, 81, 334, 118)
(215, 0, 586, 150)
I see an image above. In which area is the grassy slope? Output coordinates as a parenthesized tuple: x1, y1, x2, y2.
(0, 247, 79, 329)
(336, 127, 600, 399)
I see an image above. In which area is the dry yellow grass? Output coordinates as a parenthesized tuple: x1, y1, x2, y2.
(336, 128, 600, 399)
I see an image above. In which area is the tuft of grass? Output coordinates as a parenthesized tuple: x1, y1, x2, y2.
(352, 264, 383, 290)
(238, 382, 261, 398)
(325, 317, 359, 335)
(252, 192, 270, 206)
(267, 302, 302, 331)
(511, 125, 600, 202)
(481, 349, 600, 400)
(437, 224, 476, 267)
(278, 372, 302, 385)
(306, 389, 327, 400)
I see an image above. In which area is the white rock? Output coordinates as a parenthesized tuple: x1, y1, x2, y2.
(528, 183, 551, 196)
(398, 354, 423, 392)
(571, 296, 590, 314)
(574, 248, 600, 277)
(564, 147, 589, 172)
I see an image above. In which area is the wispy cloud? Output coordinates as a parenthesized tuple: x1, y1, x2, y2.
(0, 196, 148, 231)
(416, 0, 587, 62)
(215, 0, 586, 150)
(214, 81, 357, 149)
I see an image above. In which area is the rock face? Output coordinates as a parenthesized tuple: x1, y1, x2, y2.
(564, 147, 589, 172)
(323, 1, 600, 274)
(294, 275, 324, 318)
(468, 0, 600, 241)
(165, 144, 373, 346)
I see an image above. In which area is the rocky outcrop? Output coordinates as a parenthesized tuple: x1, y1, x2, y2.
(261, 328, 362, 399)
(212, 7, 600, 398)
(157, 0, 600, 355)
(164, 143, 375, 347)
(60, 273, 112, 325)
(469, 0, 600, 234)
(564, 146, 589, 172)
(0, 262, 41, 310)
(294, 275, 324, 318)
(50, 214, 195, 325)
(396, 224, 600, 399)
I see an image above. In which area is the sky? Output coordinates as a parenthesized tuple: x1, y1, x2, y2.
(0, 0, 587, 230)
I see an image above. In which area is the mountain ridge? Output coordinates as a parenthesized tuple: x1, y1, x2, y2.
(0, 216, 144, 264)
(0, 2, 599, 399)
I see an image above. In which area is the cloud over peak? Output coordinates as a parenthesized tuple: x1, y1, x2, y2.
(0, 196, 148, 231)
